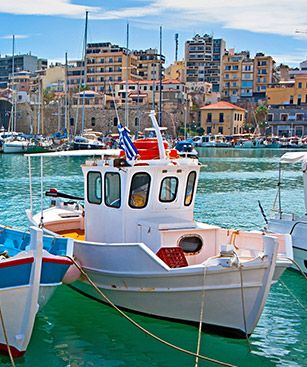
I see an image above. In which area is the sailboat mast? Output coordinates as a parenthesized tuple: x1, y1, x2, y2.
(158, 26, 163, 127)
(64, 52, 69, 135)
(125, 22, 129, 128)
(81, 10, 88, 133)
(11, 34, 16, 132)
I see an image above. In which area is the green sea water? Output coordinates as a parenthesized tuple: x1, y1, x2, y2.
(0, 148, 306, 367)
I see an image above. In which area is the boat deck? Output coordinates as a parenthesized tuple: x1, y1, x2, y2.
(57, 229, 85, 241)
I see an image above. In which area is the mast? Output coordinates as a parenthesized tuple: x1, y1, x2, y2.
(158, 26, 163, 127)
(125, 22, 129, 128)
(64, 52, 69, 135)
(37, 76, 41, 134)
(81, 10, 88, 133)
(11, 34, 16, 132)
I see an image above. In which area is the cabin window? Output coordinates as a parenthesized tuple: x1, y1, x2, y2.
(159, 177, 178, 203)
(87, 172, 102, 204)
(129, 173, 151, 209)
(178, 235, 203, 254)
(105, 172, 121, 208)
(184, 171, 196, 206)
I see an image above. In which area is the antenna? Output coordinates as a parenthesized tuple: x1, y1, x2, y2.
(175, 33, 179, 62)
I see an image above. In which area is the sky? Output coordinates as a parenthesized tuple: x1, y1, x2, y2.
(0, 0, 307, 68)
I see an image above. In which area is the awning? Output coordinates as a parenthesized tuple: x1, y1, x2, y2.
(280, 152, 307, 164)
(25, 149, 121, 158)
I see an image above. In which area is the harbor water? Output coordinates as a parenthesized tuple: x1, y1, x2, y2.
(0, 148, 306, 367)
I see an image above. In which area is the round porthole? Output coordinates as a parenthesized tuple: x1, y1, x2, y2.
(178, 235, 203, 254)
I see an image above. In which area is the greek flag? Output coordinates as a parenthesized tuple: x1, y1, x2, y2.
(118, 122, 139, 160)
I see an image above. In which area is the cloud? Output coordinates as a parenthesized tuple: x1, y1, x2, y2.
(0, 0, 307, 39)
(0, 34, 29, 39)
(0, 0, 99, 17)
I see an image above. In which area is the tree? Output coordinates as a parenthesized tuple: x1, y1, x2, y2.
(254, 104, 268, 135)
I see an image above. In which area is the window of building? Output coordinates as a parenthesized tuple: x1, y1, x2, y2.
(159, 177, 178, 203)
(219, 113, 224, 122)
(218, 127, 223, 134)
(207, 113, 212, 122)
(104, 172, 121, 208)
(290, 95, 294, 104)
(298, 82, 302, 88)
(295, 126, 303, 136)
(298, 94, 302, 105)
(113, 116, 118, 126)
(184, 171, 196, 206)
(129, 173, 151, 209)
(87, 172, 102, 204)
(91, 117, 96, 127)
(296, 113, 304, 121)
(207, 126, 212, 134)
(135, 117, 139, 126)
(280, 114, 288, 121)
(267, 113, 273, 122)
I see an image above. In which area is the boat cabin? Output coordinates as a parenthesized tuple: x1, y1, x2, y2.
(82, 156, 200, 251)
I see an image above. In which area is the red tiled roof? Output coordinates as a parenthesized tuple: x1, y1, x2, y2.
(200, 101, 246, 111)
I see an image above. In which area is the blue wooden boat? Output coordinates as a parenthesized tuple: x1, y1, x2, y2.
(0, 225, 75, 357)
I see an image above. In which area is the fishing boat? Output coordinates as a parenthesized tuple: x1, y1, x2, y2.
(2, 137, 30, 154)
(175, 140, 198, 158)
(26, 112, 292, 337)
(266, 152, 307, 274)
(0, 225, 75, 357)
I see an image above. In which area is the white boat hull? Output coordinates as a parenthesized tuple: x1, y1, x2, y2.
(3, 142, 29, 154)
(71, 236, 278, 337)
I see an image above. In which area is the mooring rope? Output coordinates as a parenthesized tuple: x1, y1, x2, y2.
(285, 257, 307, 280)
(66, 256, 240, 367)
(194, 265, 207, 367)
(0, 303, 16, 367)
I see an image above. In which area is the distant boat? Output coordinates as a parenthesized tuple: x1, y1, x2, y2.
(266, 152, 307, 274)
(73, 131, 105, 150)
(0, 225, 77, 357)
(3, 138, 30, 153)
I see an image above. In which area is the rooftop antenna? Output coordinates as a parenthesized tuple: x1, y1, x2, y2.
(175, 33, 179, 62)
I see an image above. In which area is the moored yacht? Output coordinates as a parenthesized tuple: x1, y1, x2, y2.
(26, 112, 292, 337)
(266, 152, 307, 274)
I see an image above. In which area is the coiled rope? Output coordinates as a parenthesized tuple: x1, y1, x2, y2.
(66, 256, 240, 367)
(0, 303, 16, 367)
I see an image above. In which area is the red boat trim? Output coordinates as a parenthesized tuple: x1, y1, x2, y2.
(0, 257, 34, 269)
(0, 343, 25, 358)
(42, 256, 72, 265)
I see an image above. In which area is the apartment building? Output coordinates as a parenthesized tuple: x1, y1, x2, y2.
(66, 60, 84, 92)
(114, 79, 185, 105)
(132, 48, 165, 80)
(0, 54, 47, 88)
(165, 60, 185, 82)
(253, 53, 275, 94)
(185, 34, 226, 92)
(221, 51, 275, 101)
(86, 42, 141, 92)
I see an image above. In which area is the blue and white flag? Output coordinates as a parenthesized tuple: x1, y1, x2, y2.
(118, 122, 139, 160)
